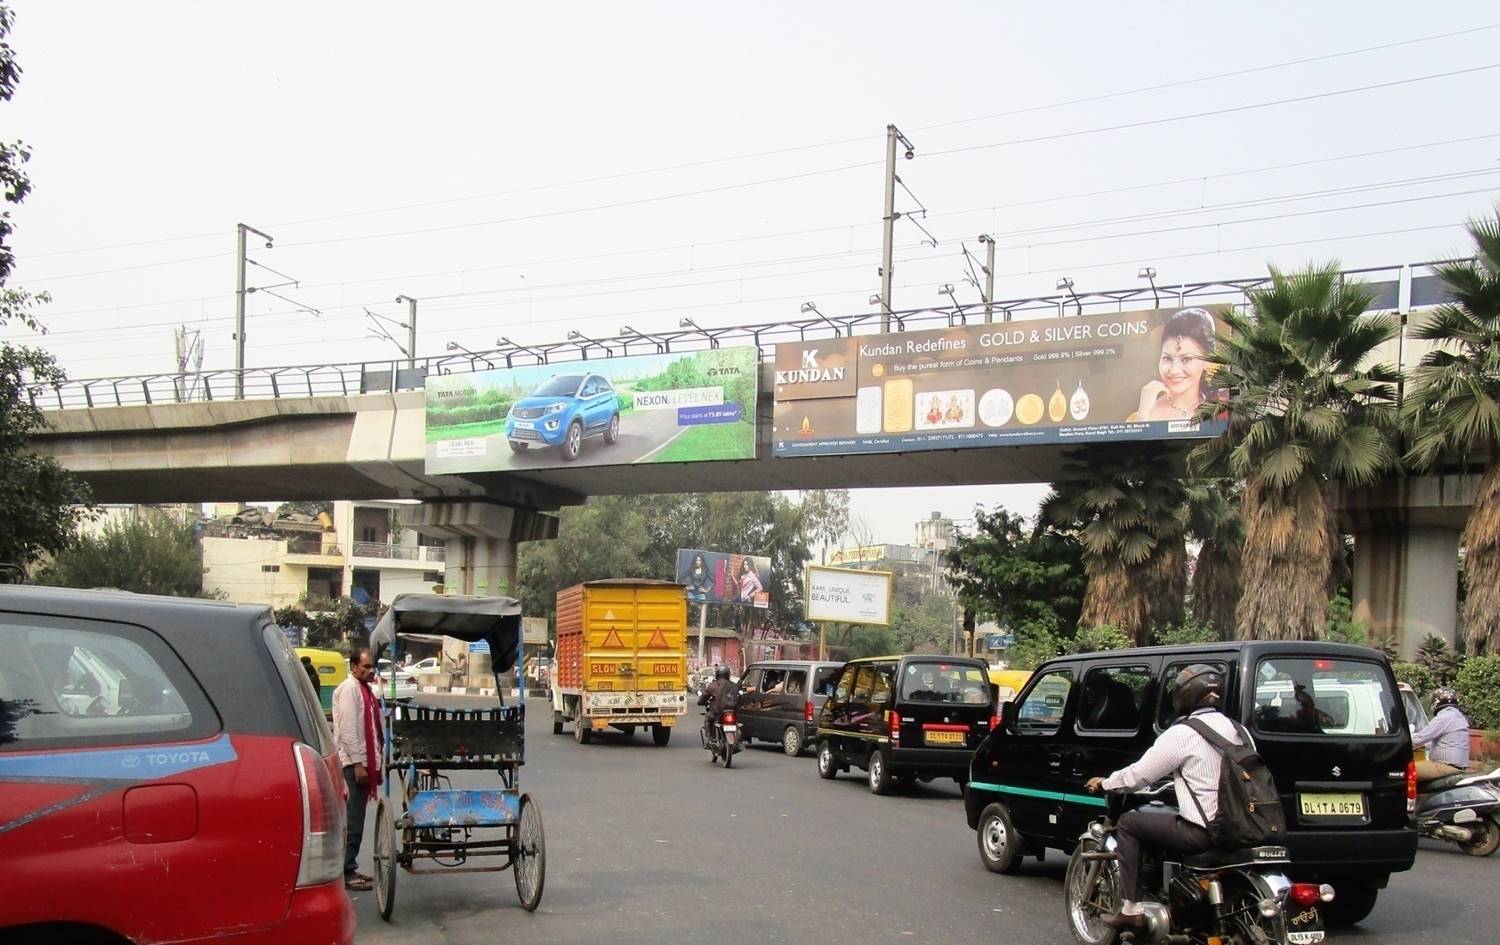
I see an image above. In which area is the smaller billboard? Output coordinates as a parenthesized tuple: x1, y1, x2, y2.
(676, 548, 772, 609)
(805, 565, 892, 626)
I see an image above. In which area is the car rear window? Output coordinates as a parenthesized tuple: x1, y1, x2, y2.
(812, 667, 839, 697)
(1252, 657, 1398, 736)
(899, 661, 990, 705)
(0, 615, 218, 751)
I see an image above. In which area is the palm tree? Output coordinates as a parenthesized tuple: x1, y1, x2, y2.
(1403, 211, 1500, 654)
(1192, 261, 1401, 640)
(1043, 443, 1189, 645)
(1185, 479, 1244, 639)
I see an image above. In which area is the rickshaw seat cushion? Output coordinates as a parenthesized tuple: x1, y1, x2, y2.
(407, 789, 520, 828)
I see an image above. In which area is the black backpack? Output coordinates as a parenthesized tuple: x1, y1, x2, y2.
(1181, 716, 1286, 848)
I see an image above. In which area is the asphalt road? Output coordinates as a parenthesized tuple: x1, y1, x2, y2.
(350, 698, 1495, 945)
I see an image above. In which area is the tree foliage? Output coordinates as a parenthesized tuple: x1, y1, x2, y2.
(1192, 262, 1400, 640)
(0, 6, 93, 580)
(36, 514, 208, 598)
(945, 505, 1086, 635)
(276, 596, 383, 651)
(1402, 211, 1500, 654)
(1185, 479, 1243, 640)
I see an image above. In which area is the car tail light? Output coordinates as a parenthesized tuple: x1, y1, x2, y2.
(293, 743, 345, 887)
(1289, 883, 1335, 906)
(1406, 760, 1418, 814)
(988, 712, 999, 730)
(722, 711, 736, 726)
(887, 710, 900, 744)
(804, 700, 814, 723)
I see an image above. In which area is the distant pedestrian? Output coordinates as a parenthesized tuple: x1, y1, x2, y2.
(300, 655, 321, 697)
(332, 647, 382, 891)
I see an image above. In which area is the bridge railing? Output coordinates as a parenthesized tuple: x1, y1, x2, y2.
(35, 259, 1454, 411)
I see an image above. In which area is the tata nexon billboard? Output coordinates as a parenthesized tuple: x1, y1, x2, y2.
(425, 346, 758, 474)
(772, 305, 1230, 456)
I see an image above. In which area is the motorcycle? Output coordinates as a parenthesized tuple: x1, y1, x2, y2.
(702, 709, 743, 768)
(1064, 788, 1330, 945)
(1415, 767, 1500, 856)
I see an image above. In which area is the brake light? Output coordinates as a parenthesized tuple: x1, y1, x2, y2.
(1406, 760, 1418, 814)
(721, 711, 736, 726)
(1289, 883, 1335, 906)
(988, 712, 999, 730)
(804, 700, 814, 723)
(888, 709, 900, 743)
(293, 742, 345, 887)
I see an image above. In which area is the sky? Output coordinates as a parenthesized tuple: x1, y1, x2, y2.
(6, 2, 1500, 544)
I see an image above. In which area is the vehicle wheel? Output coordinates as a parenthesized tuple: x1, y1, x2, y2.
(1320, 885, 1378, 927)
(508, 440, 529, 453)
(1063, 838, 1120, 945)
(868, 747, 892, 795)
(652, 724, 671, 746)
(512, 793, 545, 911)
(373, 799, 397, 921)
(723, 738, 734, 768)
(552, 710, 564, 735)
(977, 802, 1023, 874)
(817, 740, 838, 780)
(1460, 816, 1500, 857)
(560, 420, 583, 461)
(781, 726, 803, 757)
(603, 412, 620, 445)
(575, 720, 592, 745)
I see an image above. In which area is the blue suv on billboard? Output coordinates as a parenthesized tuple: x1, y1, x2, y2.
(504, 372, 621, 461)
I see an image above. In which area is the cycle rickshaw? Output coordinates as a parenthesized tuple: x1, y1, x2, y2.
(368, 594, 545, 920)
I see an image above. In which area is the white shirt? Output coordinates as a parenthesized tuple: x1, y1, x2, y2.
(1101, 708, 1244, 827)
(331, 675, 376, 768)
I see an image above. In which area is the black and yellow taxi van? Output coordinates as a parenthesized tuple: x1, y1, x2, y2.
(963, 640, 1416, 926)
(816, 654, 993, 794)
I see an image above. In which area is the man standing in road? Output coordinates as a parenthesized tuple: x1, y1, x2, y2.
(332, 647, 382, 891)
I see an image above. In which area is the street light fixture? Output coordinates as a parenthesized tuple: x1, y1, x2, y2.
(496, 335, 546, 365)
(678, 316, 721, 349)
(1138, 266, 1160, 308)
(444, 340, 494, 369)
(800, 300, 842, 337)
(620, 324, 667, 353)
(567, 329, 611, 359)
(1056, 276, 1083, 316)
(939, 283, 965, 325)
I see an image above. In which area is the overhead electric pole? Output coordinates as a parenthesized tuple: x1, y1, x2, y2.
(980, 234, 996, 323)
(396, 294, 418, 369)
(234, 222, 275, 398)
(880, 125, 898, 333)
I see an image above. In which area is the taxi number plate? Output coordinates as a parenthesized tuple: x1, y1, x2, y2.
(924, 730, 965, 746)
(1298, 792, 1365, 817)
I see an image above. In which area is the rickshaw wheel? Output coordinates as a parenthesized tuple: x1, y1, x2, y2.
(512, 793, 546, 911)
(374, 799, 397, 921)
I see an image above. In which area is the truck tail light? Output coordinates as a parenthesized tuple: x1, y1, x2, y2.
(293, 743, 345, 887)
(804, 700, 814, 723)
(888, 710, 900, 744)
(1406, 760, 1418, 814)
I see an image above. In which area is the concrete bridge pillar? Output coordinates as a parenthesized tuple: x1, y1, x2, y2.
(399, 500, 558, 598)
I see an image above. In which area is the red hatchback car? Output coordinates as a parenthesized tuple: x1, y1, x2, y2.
(0, 586, 355, 945)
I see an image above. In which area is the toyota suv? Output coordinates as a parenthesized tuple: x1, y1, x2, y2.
(0, 586, 354, 945)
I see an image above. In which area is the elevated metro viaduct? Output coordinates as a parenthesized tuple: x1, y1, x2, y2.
(34, 361, 1476, 659)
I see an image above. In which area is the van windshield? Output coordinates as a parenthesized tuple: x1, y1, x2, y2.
(898, 661, 990, 705)
(1252, 657, 1398, 736)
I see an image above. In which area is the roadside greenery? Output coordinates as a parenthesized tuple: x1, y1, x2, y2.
(36, 514, 209, 598)
(1455, 655, 1500, 730)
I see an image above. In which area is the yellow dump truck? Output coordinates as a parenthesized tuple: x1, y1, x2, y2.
(550, 579, 689, 746)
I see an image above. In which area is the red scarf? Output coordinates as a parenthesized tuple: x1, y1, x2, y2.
(358, 681, 384, 798)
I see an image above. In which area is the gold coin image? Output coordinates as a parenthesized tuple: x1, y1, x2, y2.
(883, 379, 913, 432)
(1015, 393, 1045, 425)
(1048, 383, 1067, 422)
(871, 363, 885, 378)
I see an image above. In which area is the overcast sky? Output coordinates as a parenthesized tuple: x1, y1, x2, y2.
(7, 3, 1499, 543)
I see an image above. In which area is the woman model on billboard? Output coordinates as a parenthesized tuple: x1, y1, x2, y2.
(736, 557, 764, 604)
(1132, 308, 1222, 421)
(685, 553, 714, 602)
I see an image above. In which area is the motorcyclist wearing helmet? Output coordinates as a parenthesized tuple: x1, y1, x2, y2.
(1413, 687, 1470, 785)
(1085, 664, 1244, 929)
(698, 665, 737, 740)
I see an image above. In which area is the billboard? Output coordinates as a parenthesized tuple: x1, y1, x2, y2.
(676, 548, 772, 609)
(805, 565, 892, 626)
(425, 346, 758, 474)
(772, 305, 1230, 457)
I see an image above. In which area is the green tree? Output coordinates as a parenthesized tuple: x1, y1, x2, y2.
(945, 505, 1085, 635)
(1043, 444, 1189, 645)
(1192, 262, 1401, 640)
(799, 489, 850, 564)
(1185, 479, 1244, 639)
(0, 5, 93, 579)
(36, 514, 208, 597)
(1402, 211, 1500, 654)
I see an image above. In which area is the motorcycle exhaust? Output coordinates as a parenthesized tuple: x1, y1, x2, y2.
(1433, 824, 1475, 843)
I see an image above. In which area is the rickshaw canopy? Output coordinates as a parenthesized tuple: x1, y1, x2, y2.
(370, 593, 524, 676)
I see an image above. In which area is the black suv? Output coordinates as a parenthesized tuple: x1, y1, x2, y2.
(964, 640, 1415, 927)
(735, 660, 843, 756)
(816, 655, 993, 794)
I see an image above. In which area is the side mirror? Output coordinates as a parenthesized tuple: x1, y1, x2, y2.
(1000, 700, 1019, 732)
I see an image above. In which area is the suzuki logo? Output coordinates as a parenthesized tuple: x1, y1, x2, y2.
(800, 349, 819, 369)
(1332, 765, 1342, 778)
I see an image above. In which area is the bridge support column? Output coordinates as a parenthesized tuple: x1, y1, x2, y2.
(399, 500, 558, 598)
(1350, 524, 1460, 659)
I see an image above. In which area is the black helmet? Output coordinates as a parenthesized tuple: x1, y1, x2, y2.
(1171, 664, 1224, 717)
(1432, 687, 1459, 711)
(715, 665, 731, 680)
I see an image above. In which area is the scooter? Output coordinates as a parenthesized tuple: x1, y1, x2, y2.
(702, 709, 743, 769)
(1064, 788, 1330, 945)
(1415, 767, 1500, 856)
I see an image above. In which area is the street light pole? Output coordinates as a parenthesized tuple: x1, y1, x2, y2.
(396, 294, 418, 369)
(980, 234, 997, 323)
(880, 125, 898, 334)
(234, 222, 274, 399)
